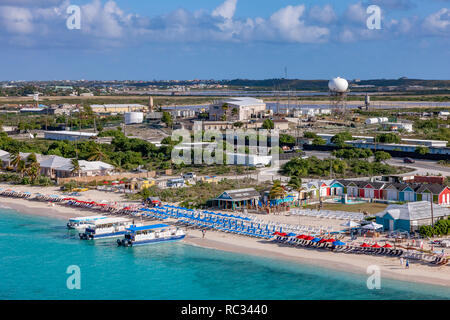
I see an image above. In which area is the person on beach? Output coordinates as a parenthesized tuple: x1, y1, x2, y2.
(400, 257, 404, 266)
(405, 259, 409, 269)
(202, 229, 206, 239)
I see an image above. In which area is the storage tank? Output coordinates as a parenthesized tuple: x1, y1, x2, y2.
(365, 118, 379, 125)
(124, 112, 144, 125)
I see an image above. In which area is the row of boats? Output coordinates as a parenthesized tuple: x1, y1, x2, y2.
(68, 216, 185, 246)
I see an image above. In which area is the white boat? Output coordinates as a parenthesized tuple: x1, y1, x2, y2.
(117, 224, 185, 247)
(67, 215, 107, 230)
(79, 217, 139, 240)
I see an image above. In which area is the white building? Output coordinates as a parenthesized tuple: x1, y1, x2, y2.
(401, 139, 448, 148)
(90, 104, 147, 114)
(53, 160, 114, 178)
(209, 97, 266, 121)
(365, 117, 388, 125)
(44, 131, 97, 141)
(226, 153, 272, 166)
(382, 122, 413, 133)
(124, 112, 144, 125)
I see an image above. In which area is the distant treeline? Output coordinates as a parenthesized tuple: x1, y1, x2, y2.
(125, 78, 450, 91)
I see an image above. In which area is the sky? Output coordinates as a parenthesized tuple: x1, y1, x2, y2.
(0, 0, 449, 81)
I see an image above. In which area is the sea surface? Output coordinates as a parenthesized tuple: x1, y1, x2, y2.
(0, 208, 449, 300)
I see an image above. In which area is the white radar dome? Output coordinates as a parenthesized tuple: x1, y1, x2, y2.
(328, 77, 349, 93)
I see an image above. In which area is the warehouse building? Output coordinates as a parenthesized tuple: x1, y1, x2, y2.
(90, 104, 147, 114)
(376, 201, 450, 232)
(209, 97, 266, 121)
(44, 131, 97, 141)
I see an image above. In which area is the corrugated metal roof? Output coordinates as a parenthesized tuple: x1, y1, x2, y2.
(217, 188, 260, 200)
(378, 201, 450, 221)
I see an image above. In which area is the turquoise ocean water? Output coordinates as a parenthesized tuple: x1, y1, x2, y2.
(0, 208, 449, 300)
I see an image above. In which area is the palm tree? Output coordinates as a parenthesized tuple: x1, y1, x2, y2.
(26, 152, 38, 167)
(269, 180, 286, 200)
(10, 152, 21, 169)
(88, 145, 108, 161)
(231, 107, 238, 119)
(25, 153, 40, 182)
(17, 159, 26, 177)
(71, 159, 81, 177)
(288, 176, 304, 205)
(111, 158, 124, 173)
(288, 176, 302, 190)
(27, 164, 40, 182)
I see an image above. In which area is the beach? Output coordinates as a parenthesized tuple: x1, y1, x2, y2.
(0, 183, 449, 288)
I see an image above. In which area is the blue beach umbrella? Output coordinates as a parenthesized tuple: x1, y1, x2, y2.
(311, 237, 322, 243)
(287, 232, 296, 237)
(333, 240, 346, 246)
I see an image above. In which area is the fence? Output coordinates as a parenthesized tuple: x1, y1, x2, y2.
(56, 171, 156, 185)
(303, 144, 450, 161)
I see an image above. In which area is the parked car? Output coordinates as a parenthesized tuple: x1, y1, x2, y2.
(255, 163, 265, 168)
(403, 158, 415, 164)
(182, 172, 196, 180)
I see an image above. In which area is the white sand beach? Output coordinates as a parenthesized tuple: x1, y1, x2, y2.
(0, 183, 449, 288)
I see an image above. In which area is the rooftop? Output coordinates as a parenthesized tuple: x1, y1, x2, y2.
(127, 224, 170, 232)
(217, 97, 265, 107)
(378, 201, 450, 221)
(217, 188, 261, 201)
(44, 131, 97, 137)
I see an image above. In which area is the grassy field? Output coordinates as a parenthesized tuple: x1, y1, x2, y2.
(0, 95, 220, 106)
(306, 202, 389, 215)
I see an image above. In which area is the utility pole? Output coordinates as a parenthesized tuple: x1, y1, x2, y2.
(45, 107, 48, 131)
(330, 158, 333, 180)
(430, 196, 434, 229)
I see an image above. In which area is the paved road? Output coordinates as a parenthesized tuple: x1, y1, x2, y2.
(304, 150, 450, 177)
(158, 152, 449, 187)
(387, 158, 450, 176)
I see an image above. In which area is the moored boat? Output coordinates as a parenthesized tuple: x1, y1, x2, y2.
(79, 217, 138, 240)
(117, 224, 185, 247)
(67, 215, 107, 230)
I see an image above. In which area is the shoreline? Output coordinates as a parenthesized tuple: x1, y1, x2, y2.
(0, 196, 449, 289)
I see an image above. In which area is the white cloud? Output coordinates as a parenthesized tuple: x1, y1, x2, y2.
(212, 0, 237, 20)
(309, 5, 337, 24)
(0, 0, 448, 49)
(0, 0, 62, 7)
(0, 6, 34, 33)
(344, 1, 367, 24)
(423, 8, 450, 34)
(269, 5, 329, 42)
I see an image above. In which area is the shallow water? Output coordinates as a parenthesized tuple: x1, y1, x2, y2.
(0, 208, 449, 300)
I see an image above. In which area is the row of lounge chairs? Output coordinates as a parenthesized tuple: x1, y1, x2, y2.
(0, 190, 32, 198)
(430, 256, 448, 266)
(273, 236, 405, 257)
(334, 246, 404, 257)
(292, 209, 364, 221)
(33, 194, 64, 202)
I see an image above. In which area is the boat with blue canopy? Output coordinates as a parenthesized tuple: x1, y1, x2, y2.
(117, 224, 185, 247)
(79, 217, 137, 240)
(67, 215, 107, 230)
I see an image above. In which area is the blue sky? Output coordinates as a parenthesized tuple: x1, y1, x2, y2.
(0, 0, 449, 80)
